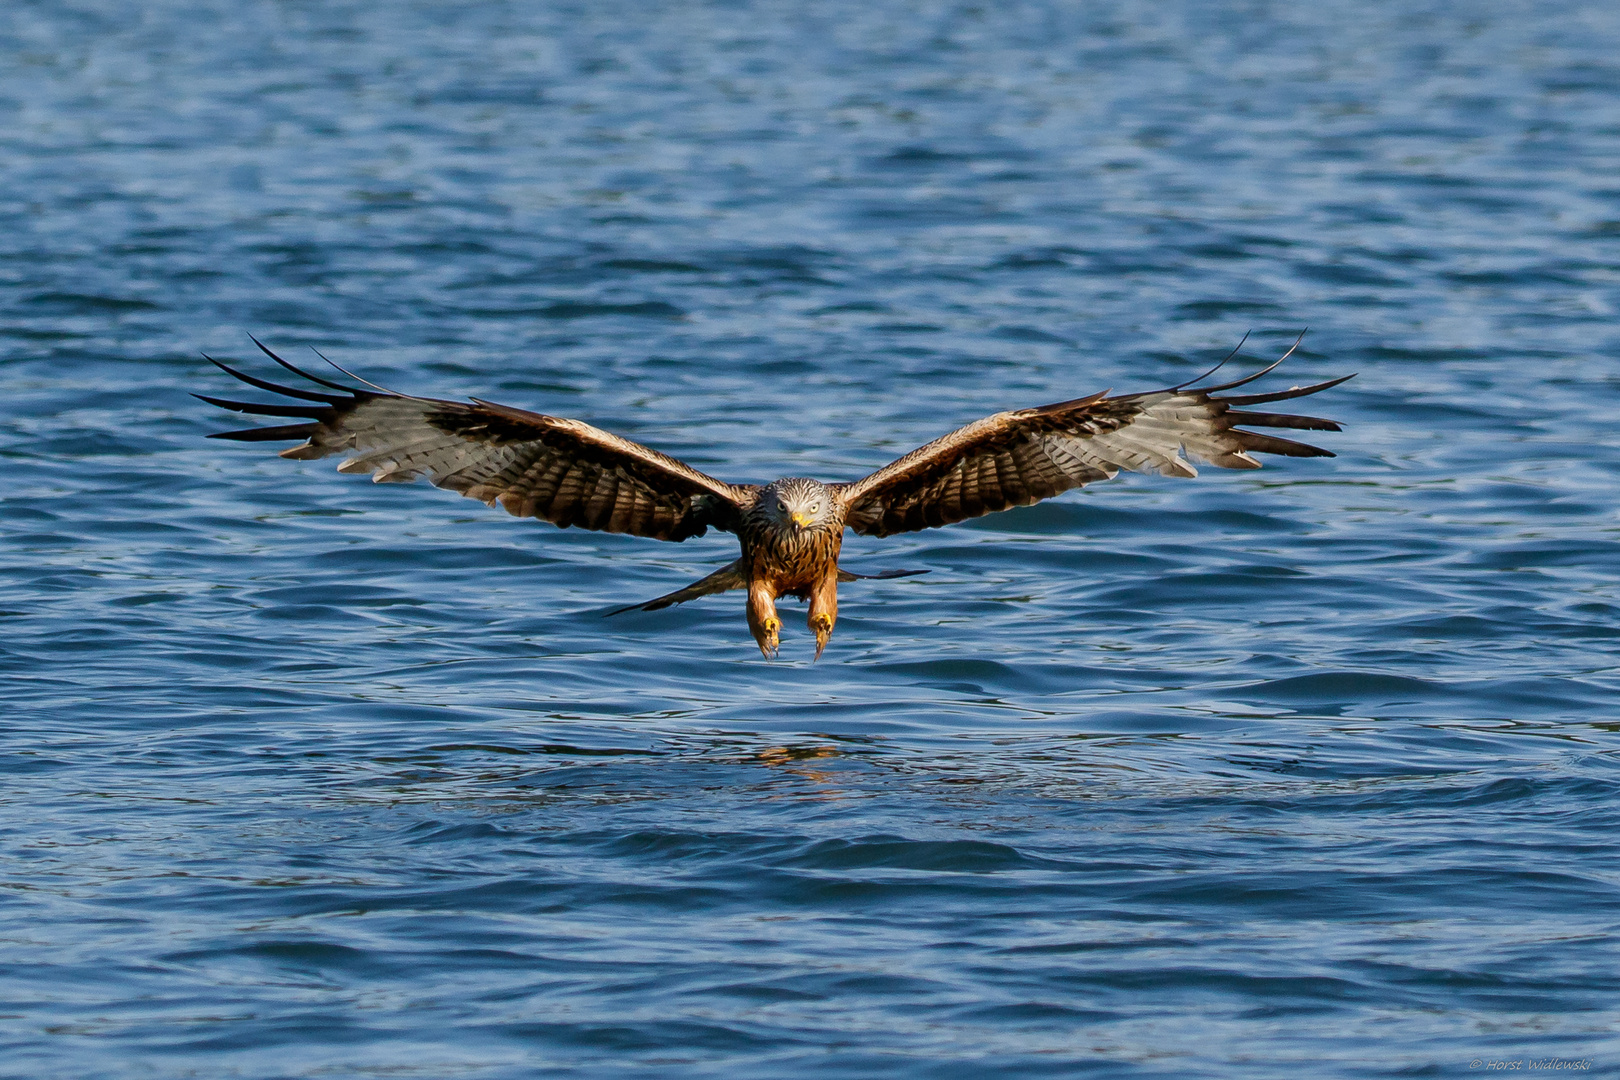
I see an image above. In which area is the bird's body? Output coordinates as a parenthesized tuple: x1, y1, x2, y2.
(736, 478, 845, 657)
(199, 337, 1350, 659)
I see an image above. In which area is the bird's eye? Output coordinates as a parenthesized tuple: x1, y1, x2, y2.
(809, 503, 819, 514)
(777, 501, 788, 512)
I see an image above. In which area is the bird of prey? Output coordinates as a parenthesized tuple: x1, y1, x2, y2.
(198, 337, 1349, 659)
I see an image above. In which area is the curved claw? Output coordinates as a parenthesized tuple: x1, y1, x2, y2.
(757, 616, 782, 659)
(809, 612, 834, 662)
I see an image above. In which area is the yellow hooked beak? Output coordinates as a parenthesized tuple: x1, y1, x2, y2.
(791, 511, 813, 529)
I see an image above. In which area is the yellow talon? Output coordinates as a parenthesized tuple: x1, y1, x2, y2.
(755, 615, 782, 660)
(809, 612, 834, 661)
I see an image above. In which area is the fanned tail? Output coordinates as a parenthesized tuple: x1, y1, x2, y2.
(836, 567, 929, 582)
(606, 562, 928, 617)
(605, 559, 747, 616)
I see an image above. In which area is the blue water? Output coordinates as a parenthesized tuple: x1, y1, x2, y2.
(4, 1, 1620, 1076)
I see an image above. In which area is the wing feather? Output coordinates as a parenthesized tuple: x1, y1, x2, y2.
(837, 346, 1350, 537)
(199, 343, 750, 541)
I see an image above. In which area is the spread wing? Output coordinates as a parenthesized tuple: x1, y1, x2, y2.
(198, 339, 753, 541)
(836, 345, 1351, 538)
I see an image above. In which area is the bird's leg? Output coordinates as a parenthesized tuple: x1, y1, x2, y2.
(746, 580, 782, 659)
(808, 571, 839, 662)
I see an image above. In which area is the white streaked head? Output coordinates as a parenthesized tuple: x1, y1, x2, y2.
(762, 477, 833, 531)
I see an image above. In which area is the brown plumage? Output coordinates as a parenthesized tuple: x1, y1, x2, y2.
(199, 336, 1351, 659)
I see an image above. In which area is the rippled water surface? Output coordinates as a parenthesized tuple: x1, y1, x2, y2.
(4, 1, 1620, 1076)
